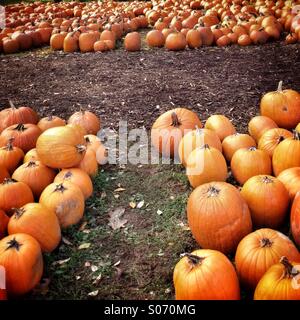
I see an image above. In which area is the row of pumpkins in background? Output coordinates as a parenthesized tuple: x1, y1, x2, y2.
(2, 0, 300, 54)
(151, 80, 300, 299)
(0, 104, 107, 299)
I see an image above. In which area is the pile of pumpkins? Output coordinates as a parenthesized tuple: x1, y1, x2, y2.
(0, 103, 107, 299)
(1, 0, 300, 54)
(151, 80, 300, 299)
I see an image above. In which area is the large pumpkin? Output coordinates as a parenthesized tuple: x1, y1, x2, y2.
(272, 130, 300, 176)
(248, 116, 278, 142)
(173, 249, 240, 300)
(39, 181, 85, 228)
(187, 181, 252, 254)
(36, 125, 86, 169)
(291, 192, 300, 247)
(54, 168, 93, 200)
(178, 128, 222, 167)
(186, 144, 228, 188)
(0, 179, 34, 215)
(231, 147, 272, 185)
(67, 110, 100, 135)
(222, 133, 256, 162)
(241, 175, 289, 228)
(277, 167, 300, 200)
(258, 128, 293, 157)
(0, 233, 43, 296)
(0, 139, 24, 173)
(0, 210, 9, 239)
(254, 257, 300, 300)
(204, 115, 236, 141)
(151, 108, 202, 158)
(12, 161, 56, 198)
(260, 81, 300, 129)
(235, 228, 300, 290)
(8, 203, 61, 253)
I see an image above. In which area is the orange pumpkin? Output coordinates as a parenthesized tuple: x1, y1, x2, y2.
(165, 32, 187, 50)
(146, 30, 165, 47)
(37, 115, 66, 132)
(235, 228, 300, 290)
(204, 115, 236, 141)
(277, 167, 300, 200)
(291, 192, 300, 247)
(76, 149, 98, 177)
(186, 29, 202, 48)
(8, 203, 61, 253)
(68, 110, 100, 135)
(174, 249, 240, 300)
(187, 181, 252, 254)
(50, 32, 67, 51)
(124, 32, 141, 51)
(0, 139, 24, 173)
(248, 115, 278, 142)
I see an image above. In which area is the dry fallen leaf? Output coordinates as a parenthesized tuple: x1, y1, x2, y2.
(157, 209, 163, 215)
(114, 194, 120, 199)
(129, 202, 136, 209)
(113, 260, 121, 267)
(52, 258, 70, 266)
(91, 265, 99, 272)
(85, 261, 91, 267)
(79, 221, 88, 231)
(114, 187, 126, 192)
(93, 273, 102, 285)
(88, 290, 99, 297)
(78, 243, 91, 250)
(108, 207, 128, 230)
(62, 237, 73, 246)
(137, 200, 144, 209)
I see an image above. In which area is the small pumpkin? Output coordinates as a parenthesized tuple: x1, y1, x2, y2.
(165, 32, 187, 50)
(222, 133, 256, 162)
(291, 191, 300, 247)
(37, 115, 66, 132)
(0, 179, 34, 215)
(36, 125, 86, 169)
(67, 110, 100, 135)
(254, 257, 300, 300)
(186, 29, 202, 49)
(260, 81, 300, 129)
(146, 30, 165, 47)
(151, 108, 202, 158)
(235, 228, 300, 290)
(258, 128, 293, 157)
(205, 115, 236, 141)
(0, 233, 43, 296)
(0, 139, 24, 173)
(174, 249, 240, 300)
(124, 32, 141, 51)
(186, 144, 228, 188)
(231, 147, 272, 185)
(241, 175, 289, 228)
(8, 203, 61, 253)
(187, 181, 252, 254)
(248, 115, 278, 142)
(277, 167, 300, 200)
(39, 181, 85, 228)
(12, 161, 56, 198)
(50, 32, 67, 51)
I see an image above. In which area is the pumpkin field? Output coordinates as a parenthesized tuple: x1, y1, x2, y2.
(1, 0, 300, 301)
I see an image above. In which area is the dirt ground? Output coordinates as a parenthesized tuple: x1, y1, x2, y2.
(1, 42, 300, 300)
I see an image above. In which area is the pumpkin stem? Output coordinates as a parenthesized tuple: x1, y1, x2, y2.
(207, 185, 220, 197)
(8, 100, 16, 109)
(278, 135, 285, 143)
(13, 207, 26, 219)
(76, 144, 87, 154)
(293, 130, 300, 141)
(6, 238, 22, 251)
(201, 144, 210, 149)
(13, 123, 26, 132)
(4, 138, 15, 151)
(171, 112, 181, 127)
(277, 80, 283, 92)
(280, 256, 300, 278)
(85, 136, 91, 144)
(260, 237, 273, 247)
(248, 146, 257, 151)
(2, 178, 16, 185)
(262, 176, 273, 184)
(26, 160, 38, 168)
(182, 253, 205, 266)
(47, 115, 54, 121)
(54, 183, 67, 193)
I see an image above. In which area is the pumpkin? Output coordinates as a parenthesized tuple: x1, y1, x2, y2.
(8, 203, 61, 253)
(50, 32, 67, 50)
(198, 26, 214, 45)
(79, 32, 97, 53)
(67, 110, 100, 135)
(186, 29, 202, 49)
(146, 30, 165, 47)
(258, 128, 293, 157)
(174, 249, 240, 300)
(100, 30, 116, 43)
(11, 32, 32, 50)
(248, 116, 278, 142)
(291, 192, 300, 247)
(254, 257, 300, 300)
(0, 102, 38, 133)
(94, 40, 108, 52)
(36, 125, 86, 169)
(204, 115, 236, 141)
(76, 149, 98, 177)
(0, 179, 34, 215)
(277, 167, 300, 200)
(63, 32, 79, 53)
(235, 228, 300, 290)
(39, 181, 85, 228)
(178, 127, 222, 167)
(0, 123, 41, 153)
(0, 233, 43, 296)
(165, 32, 187, 50)
(241, 175, 289, 228)
(151, 108, 202, 158)
(37, 115, 66, 132)
(12, 161, 56, 198)
(54, 168, 93, 200)
(2, 38, 19, 54)
(222, 133, 256, 162)
(85, 134, 101, 153)
(124, 32, 141, 51)
(0, 139, 24, 173)
(187, 181, 252, 254)
(260, 81, 300, 129)
(272, 131, 300, 176)
(238, 34, 252, 46)
(186, 144, 228, 188)
(231, 147, 272, 185)
(23, 148, 40, 163)
(0, 210, 9, 239)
